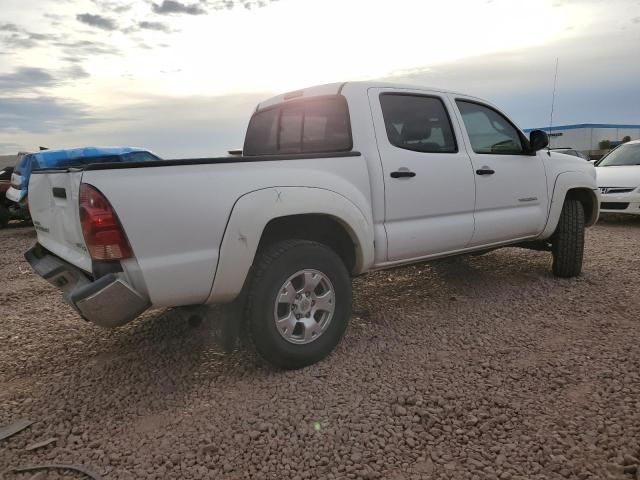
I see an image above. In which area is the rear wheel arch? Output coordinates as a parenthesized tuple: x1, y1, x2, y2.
(258, 214, 357, 273)
(207, 187, 373, 304)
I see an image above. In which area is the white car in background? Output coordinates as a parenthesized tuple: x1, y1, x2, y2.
(550, 147, 590, 161)
(596, 139, 640, 216)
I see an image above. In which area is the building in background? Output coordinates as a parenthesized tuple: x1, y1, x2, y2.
(523, 124, 640, 158)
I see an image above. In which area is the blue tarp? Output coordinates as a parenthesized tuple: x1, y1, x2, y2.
(13, 147, 158, 198)
(31, 146, 147, 168)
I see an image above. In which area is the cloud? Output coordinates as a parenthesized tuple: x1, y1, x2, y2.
(1, 29, 59, 49)
(152, 0, 206, 15)
(0, 25, 60, 50)
(0, 142, 22, 152)
(91, 0, 131, 13)
(53, 39, 119, 56)
(206, 0, 279, 10)
(0, 96, 100, 134)
(0, 23, 20, 32)
(148, 0, 279, 16)
(63, 65, 90, 80)
(138, 21, 171, 32)
(2, 33, 39, 49)
(0, 67, 56, 92)
(0, 93, 265, 156)
(76, 13, 117, 30)
(42, 13, 64, 26)
(381, 31, 640, 128)
(0, 66, 90, 94)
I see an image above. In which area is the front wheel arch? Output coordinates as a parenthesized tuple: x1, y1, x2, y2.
(565, 187, 598, 226)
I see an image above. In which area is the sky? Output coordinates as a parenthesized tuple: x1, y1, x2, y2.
(1, 0, 639, 157)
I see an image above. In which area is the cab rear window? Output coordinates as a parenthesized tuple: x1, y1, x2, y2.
(243, 95, 352, 156)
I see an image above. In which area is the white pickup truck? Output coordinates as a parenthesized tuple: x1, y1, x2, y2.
(26, 82, 599, 368)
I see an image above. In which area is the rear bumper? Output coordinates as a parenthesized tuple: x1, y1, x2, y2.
(25, 244, 149, 328)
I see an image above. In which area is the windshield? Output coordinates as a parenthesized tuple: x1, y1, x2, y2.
(597, 143, 640, 166)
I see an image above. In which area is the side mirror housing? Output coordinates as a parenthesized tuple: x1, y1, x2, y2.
(529, 130, 549, 152)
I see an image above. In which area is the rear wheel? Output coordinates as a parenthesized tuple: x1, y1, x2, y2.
(245, 240, 352, 369)
(0, 204, 10, 228)
(551, 199, 585, 277)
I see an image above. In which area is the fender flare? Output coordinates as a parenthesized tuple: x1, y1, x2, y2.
(207, 186, 374, 303)
(538, 171, 599, 239)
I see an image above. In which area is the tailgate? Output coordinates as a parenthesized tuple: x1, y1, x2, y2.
(28, 170, 92, 272)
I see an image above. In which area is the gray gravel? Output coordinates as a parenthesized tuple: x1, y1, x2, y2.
(1, 217, 639, 480)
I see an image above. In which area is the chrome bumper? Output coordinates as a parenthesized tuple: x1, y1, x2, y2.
(25, 244, 149, 328)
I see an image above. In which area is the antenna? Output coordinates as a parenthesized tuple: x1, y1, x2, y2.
(547, 58, 559, 155)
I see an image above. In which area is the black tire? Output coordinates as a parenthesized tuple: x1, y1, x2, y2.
(245, 240, 352, 369)
(551, 199, 585, 277)
(0, 204, 10, 229)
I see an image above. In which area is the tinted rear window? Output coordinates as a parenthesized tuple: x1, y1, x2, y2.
(243, 96, 352, 156)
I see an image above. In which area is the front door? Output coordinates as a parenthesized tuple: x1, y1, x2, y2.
(453, 98, 548, 246)
(369, 89, 477, 261)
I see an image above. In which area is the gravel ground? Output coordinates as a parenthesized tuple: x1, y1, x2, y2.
(1, 217, 640, 480)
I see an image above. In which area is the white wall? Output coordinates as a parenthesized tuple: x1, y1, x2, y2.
(547, 127, 640, 151)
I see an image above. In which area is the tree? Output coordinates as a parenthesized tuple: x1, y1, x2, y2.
(599, 139, 612, 150)
(622, 135, 631, 143)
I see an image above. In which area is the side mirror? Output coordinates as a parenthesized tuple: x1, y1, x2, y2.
(529, 130, 549, 152)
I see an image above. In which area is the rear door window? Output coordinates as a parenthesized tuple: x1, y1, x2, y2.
(243, 96, 352, 155)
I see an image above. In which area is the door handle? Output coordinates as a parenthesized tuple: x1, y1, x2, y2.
(476, 168, 495, 175)
(390, 170, 416, 179)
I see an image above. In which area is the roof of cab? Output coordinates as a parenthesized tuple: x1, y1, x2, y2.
(256, 81, 468, 110)
(29, 146, 147, 168)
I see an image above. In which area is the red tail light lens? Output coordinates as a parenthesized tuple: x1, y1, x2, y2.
(79, 183, 132, 260)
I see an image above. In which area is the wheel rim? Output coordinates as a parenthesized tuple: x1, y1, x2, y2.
(273, 269, 335, 345)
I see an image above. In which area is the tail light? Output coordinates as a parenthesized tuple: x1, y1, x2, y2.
(79, 183, 132, 260)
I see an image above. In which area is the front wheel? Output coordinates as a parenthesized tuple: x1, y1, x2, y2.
(551, 199, 585, 277)
(245, 240, 352, 369)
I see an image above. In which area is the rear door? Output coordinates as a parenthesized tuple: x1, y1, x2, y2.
(29, 170, 92, 272)
(369, 88, 476, 261)
(452, 98, 548, 246)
